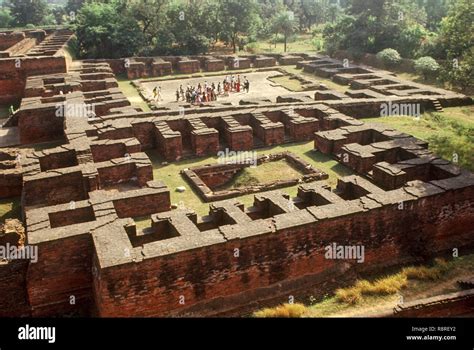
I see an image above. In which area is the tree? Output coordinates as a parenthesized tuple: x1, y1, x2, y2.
(323, 0, 429, 55)
(439, 0, 473, 60)
(437, 0, 474, 91)
(219, 0, 259, 53)
(0, 7, 13, 28)
(296, 0, 329, 29)
(271, 9, 298, 52)
(163, 2, 210, 55)
(424, 0, 450, 31)
(439, 47, 473, 92)
(74, 1, 145, 59)
(8, 0, 49, 26)
(129, 0, 167, 40)
(52, 5, 67, 25)
(327, 3, 343, 23)
(65, 0, 85, 16)
(414, 56, 440, 80)
(322, 14, 355, 55)
(66, 0, 85, 14)
(395, 23, 430, 59)
(376, 48, 402, 68)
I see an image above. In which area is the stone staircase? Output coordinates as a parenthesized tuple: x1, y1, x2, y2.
(431, 98, 444, 112)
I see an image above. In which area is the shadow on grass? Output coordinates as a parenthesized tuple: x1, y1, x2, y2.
(146, 149, 218, 169)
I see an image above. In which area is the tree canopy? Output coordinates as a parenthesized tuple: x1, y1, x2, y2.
(0, 0, 470, 90)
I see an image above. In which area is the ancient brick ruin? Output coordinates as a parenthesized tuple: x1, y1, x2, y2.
(181, 152, 328, 202)
(0, 29, 73, 105)
(0, 42, 473, 317)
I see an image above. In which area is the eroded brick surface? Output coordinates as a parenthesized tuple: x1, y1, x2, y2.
(0, 50, 473, 318)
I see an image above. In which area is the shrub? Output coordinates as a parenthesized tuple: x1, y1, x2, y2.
(254, 303, 306, 318)
(414, 56, 440, 80)
(376, 48, 402, 68)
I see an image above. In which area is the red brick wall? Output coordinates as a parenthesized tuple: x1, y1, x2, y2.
(49, 206, 95, 228)
(0, 260, 30, 317)
(113, 192, 171, 218)
(22, 172, 87, 207)
(0, 32, 25, 50)
(93, 185, 474, 317)
(18, 108, 65, 145)
(0, 56, 67, 104)
(191, 132, 219, 157)
(195, 164, 244, 189)
(0, 171, 22, 198)
(27, 234, 93, 316)
(392, 290, 474, 317)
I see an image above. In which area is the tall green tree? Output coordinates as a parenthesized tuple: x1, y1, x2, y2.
(66, 0, 85, 16)
(219, 0, 259, 53)
(74, 1, 145, 59)
(271, 9, 298, 52)
(438, 0, 474, 90)
(297, 0, 327, 29)
(0, 7, 13, 28)
(164, 2, 210, 55)
(129, 0, 167, 39)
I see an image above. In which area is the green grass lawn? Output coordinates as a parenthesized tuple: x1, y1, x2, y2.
(362, 106, 474, 171)
(220, 160, 302, 190)
(147, 141, 353, 216)
(117, 77, 151, 112)
(245, 33, 319, 54)
(269, 76, 306, 92)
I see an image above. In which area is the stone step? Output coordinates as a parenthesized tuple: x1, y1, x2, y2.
(431, 99, 444, 112)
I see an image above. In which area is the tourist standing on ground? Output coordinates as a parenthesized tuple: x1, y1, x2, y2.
(157, 86, 162, 101)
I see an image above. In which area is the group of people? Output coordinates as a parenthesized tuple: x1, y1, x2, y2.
(221, 74, 251, 94)
(178, 82, 218, 104)
(171, 75, 251, 105)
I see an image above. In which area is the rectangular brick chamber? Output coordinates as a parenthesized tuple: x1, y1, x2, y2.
(181, 152, 328, 202)
(1, 50, 474, 318)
